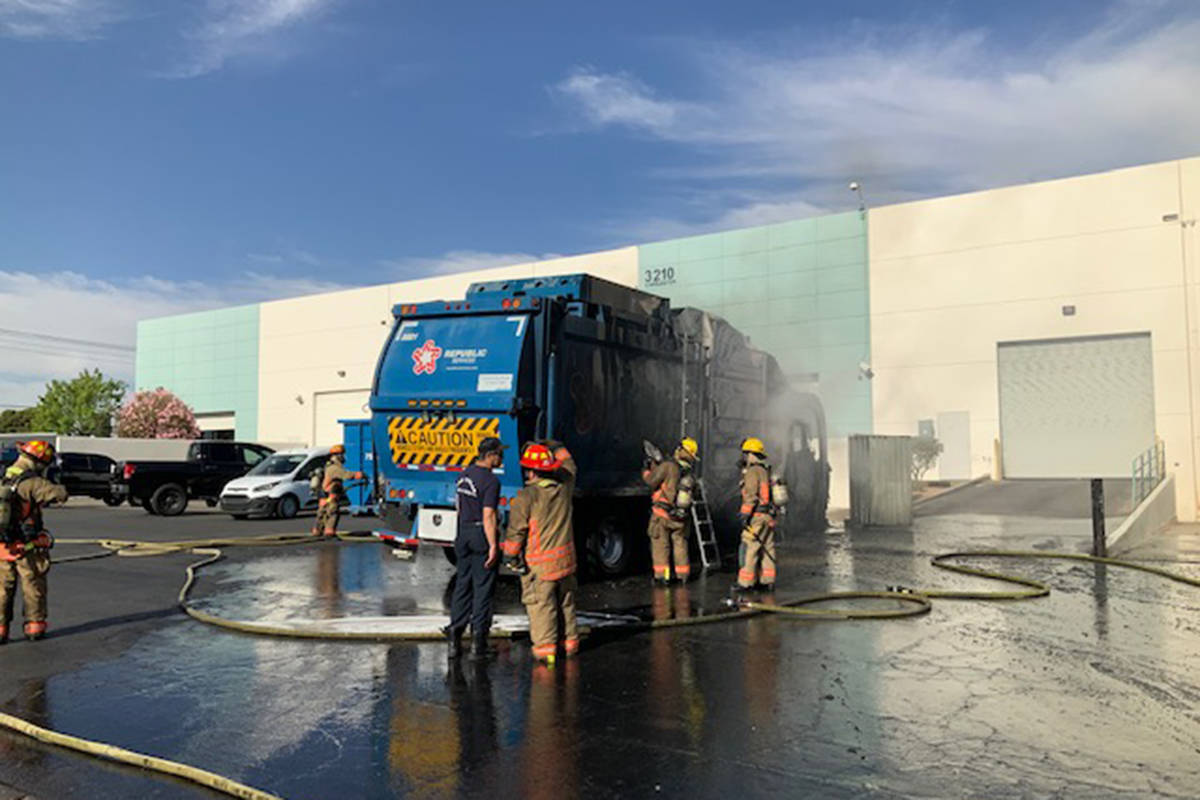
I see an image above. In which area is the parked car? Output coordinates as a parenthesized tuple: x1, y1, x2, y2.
(47, 452, 121, 504)
(219, 447, 331, 520)
(111, 440, 275, 516)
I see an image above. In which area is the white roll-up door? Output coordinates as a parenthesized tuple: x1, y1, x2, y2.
(998, 333, 1155, 478)
(312, 390, 371, 448)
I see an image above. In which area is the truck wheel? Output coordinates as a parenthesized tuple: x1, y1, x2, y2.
(275, 494, 300, 520)
(152, 484, 189, 517)
(205, 498, 219, 508)
(589, 514, 632, 576)
(102, 494, 123, 507)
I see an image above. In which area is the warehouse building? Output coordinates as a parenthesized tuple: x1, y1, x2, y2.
(136, 156, 1200, 518)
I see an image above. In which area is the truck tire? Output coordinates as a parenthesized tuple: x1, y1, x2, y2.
(102, 494, 123, 507)
(205, 497, 219, 508)
(152, 484, 189, 517)
(141, 497, 158, 515)
(588, 513, 632, 576)
(275, 494, 300, 520)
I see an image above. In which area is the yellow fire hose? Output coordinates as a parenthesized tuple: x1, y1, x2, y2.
(1, 533, 1196, 800)
(0, 710, 284, 800)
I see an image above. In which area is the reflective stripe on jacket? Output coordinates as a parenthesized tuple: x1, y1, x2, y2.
(642, 460, 680, 520)
(740, 462, 774, 518)
(503, 446, 577, 580)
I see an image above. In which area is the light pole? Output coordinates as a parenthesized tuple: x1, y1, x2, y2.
(849, 181, 866, 214)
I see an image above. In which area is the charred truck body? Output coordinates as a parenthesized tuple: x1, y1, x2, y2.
(370, 274, 829, 575)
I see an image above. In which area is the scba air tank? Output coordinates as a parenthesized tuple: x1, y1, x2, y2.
(673, 472, 696, 518)
(770, 472, 789, 509)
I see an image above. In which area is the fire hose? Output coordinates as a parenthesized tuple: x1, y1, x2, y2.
(1, 533, 1198, 800)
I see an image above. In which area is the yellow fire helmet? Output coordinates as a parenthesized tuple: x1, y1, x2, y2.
(679, 437, 700, 460)
(741, 436, 766, 455)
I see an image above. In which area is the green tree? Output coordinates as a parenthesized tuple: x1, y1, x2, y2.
(31, 370, 127, 436)
(911, 435, 944, 481)
(0, 408, 35, 433)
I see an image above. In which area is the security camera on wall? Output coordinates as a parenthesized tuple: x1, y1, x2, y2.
(858, 361, 874, 380)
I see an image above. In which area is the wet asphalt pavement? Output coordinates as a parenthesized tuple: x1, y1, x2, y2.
(2, 495, 1200, 799)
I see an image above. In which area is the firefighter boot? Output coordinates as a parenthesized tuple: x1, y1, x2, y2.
(24, 621, 47, 641)
(444, 626, 464, 660)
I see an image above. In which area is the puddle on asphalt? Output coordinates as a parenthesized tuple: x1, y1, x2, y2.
(6, 517, 1200, 799)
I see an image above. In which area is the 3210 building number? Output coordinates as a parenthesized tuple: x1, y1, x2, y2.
(643, 267, 676, 287)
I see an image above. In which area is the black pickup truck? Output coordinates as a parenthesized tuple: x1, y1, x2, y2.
(112, 440, 275, 516)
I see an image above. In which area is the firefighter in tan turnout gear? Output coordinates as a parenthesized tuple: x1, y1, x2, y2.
(503, 441, 579, 664)
(642, 437, 699, 583)
(313, 445, 363, 537)
(1, 441, 68, 643)
(736, 437, 778, 591)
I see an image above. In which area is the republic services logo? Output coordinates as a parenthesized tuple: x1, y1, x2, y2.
(411, 339, 443, 375)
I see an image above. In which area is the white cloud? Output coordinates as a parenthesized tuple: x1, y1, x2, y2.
(170, 0, 337, 78)
(0, 0, 118, 39)
(0, 268, 349, 406)
(378, 249, 564, 279)
(553, 2, 1200, 226)
(553, 68, 703, 133)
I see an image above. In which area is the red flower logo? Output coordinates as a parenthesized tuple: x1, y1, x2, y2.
(411, 339, 443, 375)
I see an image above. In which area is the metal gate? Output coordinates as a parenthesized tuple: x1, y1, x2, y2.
(997, 333, 1155, 478)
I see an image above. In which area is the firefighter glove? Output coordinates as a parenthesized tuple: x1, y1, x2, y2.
(505, 554, 529, 575)
(33, 532, 53, 550)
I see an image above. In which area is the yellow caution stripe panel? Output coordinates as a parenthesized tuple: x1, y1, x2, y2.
(388, 415, 500, 468)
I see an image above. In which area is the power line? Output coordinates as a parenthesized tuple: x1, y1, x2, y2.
(0, 343, 133, 363)
(0, 327, 134, 353)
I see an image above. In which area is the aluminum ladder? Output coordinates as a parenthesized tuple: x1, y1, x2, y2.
(691, 477, 721, 571)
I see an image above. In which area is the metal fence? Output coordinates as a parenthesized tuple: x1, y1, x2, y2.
(1132, 440, 1166, 507)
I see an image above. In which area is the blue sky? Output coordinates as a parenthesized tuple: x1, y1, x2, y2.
(2, 0, 1199, 405)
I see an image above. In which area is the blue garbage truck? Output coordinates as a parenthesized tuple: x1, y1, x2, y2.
(369, 274, 829, 575)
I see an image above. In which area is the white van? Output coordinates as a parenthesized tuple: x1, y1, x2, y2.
(219, 446, 331, 519)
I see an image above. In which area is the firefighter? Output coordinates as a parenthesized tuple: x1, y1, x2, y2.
(503, 441, 578, 664)
(642, 437, 699, 583)
(736, 437, 777, 591)
(1, 441, 68, 643)
(313, 445, 363, 537)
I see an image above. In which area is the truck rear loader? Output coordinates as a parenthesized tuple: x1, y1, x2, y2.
(369, 274, 829, 575)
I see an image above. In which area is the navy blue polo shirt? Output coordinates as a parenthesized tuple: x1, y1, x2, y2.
(456, 463, 500, 526)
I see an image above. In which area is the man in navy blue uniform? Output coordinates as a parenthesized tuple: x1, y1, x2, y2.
(446, 436, 506, 661)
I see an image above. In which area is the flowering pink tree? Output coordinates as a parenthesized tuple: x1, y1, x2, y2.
(115, 388, 202, 439)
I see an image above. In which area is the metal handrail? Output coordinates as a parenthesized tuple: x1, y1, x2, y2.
(1131, 439, 1166, 507)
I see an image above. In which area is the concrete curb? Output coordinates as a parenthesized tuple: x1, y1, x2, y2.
(913, 475, 990, 510)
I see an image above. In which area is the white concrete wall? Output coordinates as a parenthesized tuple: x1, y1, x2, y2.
(869, 157, 1200, 521)
(827, 436, 849, 512)
(256, 248, 639, 445)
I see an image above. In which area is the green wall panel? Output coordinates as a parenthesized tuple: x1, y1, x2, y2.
(638, 211, 871, 437)
(135, 304, 260, 440)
